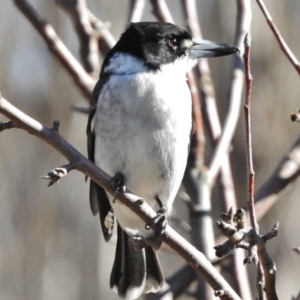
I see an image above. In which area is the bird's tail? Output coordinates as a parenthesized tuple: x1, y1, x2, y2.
(110, 224, 164, 300)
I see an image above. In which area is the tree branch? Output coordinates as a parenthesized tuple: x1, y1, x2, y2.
(254, 132, 300, 219)
(256, 0, 300, 75)
(0, 95, 241, 300)
(88, 11, 116, 56)
(127, 0, 145, 23)
(13, 0, 96, 100)
(55, 0, 100, 76)
(149, 0, 174, 23)
(243, 33, 257, 231)
(216, 208, 279, 300)
(0, 120, 14, 132)
(242, 32, 266, 300)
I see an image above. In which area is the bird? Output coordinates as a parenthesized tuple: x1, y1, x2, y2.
(87, 22, 238, 300)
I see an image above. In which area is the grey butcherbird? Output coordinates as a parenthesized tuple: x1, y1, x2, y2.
(87, 22, 238, 300)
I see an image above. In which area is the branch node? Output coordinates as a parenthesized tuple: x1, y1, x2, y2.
(214, 289, 225, 296)
(0, 120, 14, 132)
(52, 118, 60, 132)
(292, 246, 300, 255)
(42, 162, 77, 186)
(290, 109, 300, 122)
(244, 32, 251, 47)
(134, 197, 145, 206)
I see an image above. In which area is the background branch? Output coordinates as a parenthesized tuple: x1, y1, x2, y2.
(256, 0, 300, 75)
(13, 0, 96, 100)
(127, 0, 145, 23)
(55, 0, 100, 76)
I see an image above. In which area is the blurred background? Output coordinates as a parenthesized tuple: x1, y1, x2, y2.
(1, 1, 300, 299)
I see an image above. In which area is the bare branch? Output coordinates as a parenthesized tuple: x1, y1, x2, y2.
(257, 226, 279, 300)
(243, 33, 257, 230)
(0, 95, 241, 300)
(292, 246, 300, 255)
(187, 72, 205, 168)
(13, 0, 96, 100)
(216, 208, 279, 300)
(70, 105, 90, 114)
(42, 162, 78, 186)
(0, 120, 14, 132)
(256, 0, 300, 75)
(88, 11, 116, 56)
(149, 0, 174, 23)
(127, 0, 145, 23)
(206, 0, 251, 186)
(254, 132, 300, 219)
(242, 32, 266, 299)
(293, 292, 300, 300)
(56, 0, 100, 76)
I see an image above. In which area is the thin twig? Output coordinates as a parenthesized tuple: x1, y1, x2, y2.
(149, 0, 174, 23)
(256, 0, 300, 75)
(127, 0, 145, 23)
(88, 11, 116, 56)
(243, 33, 279, 300)
(206, 0, 249, 186)
(254, 132, 300, 219)
(243, 33, 257, 231)
(292, 246, 300, 255)
(243, 33, 265, 299)
(56, 0, 100, 76)
(13, 0, 96, 100)
(186, 72, 205, 168)
(216, 208, 279, 300)
(0, 120, 14, 132)
(0, 95, 241, 300)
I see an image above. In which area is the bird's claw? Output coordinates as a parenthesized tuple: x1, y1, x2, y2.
(145, 207, 167, 231)
(110, 172, 126, 203)
(129, 207, 168, 251)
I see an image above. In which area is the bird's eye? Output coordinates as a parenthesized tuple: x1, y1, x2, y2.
(169, 38, 178, 49)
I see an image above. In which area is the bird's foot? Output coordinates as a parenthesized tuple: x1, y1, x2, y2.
(145, 207, 167, 231)
(110, 172, 126, 203)
(130, 207, 168, 251)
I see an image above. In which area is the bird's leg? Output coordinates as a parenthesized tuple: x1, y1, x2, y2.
(110, 172, 126, 203)
(130, 196, 168, 251)
(145, 207, 167, 231)
(145, 195, 168, 231)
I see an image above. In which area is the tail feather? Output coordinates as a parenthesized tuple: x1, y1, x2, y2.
(144, 246, 164, 294)
(90, 180, 113, 241)
(110, 224, 164, 299)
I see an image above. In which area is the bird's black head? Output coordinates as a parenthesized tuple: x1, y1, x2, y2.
(102, 22, 239, 72)
(110, 22, 193, 70)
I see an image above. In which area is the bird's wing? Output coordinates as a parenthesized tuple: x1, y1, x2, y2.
(87, 77, 114, 242)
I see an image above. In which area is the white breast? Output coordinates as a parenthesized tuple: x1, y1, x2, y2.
(93, 53, 192, 236)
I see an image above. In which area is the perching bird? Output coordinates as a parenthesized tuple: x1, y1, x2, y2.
(87, 22, 238, 300)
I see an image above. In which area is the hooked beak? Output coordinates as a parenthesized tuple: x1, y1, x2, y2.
(188, 39, 240, 59)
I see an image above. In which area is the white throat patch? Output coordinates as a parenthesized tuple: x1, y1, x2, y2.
(104, 52, 197, 77)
